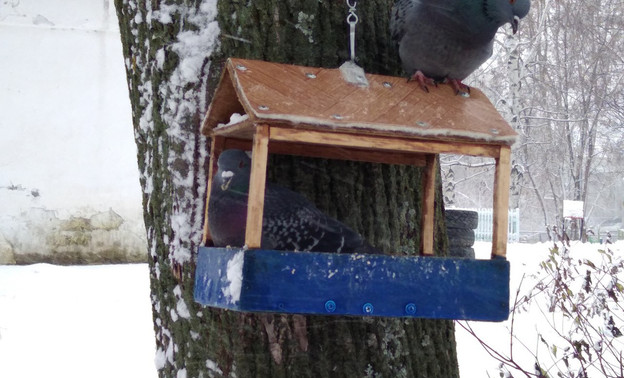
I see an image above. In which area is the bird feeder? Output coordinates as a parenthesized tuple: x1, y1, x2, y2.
(194, 58, 515, 321)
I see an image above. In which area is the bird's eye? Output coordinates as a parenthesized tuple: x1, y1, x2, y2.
(510, 0, 516, 3)
(239, 161, 245, 168)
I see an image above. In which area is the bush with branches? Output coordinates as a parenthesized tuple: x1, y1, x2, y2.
(459, 233, 624, 377)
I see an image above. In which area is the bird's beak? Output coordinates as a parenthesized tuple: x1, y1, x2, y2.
(511, 15, 520, 34)
(220, 170, 235, 191)
(221, 176, 233, 191)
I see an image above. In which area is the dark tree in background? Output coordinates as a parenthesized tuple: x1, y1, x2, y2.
(115, 0, 458, 376)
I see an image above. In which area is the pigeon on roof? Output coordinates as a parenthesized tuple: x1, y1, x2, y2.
(390, 0, 530, 94)
(208, 149, 382, 254)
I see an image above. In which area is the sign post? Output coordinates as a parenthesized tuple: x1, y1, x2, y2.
(563, 200, 584, 241)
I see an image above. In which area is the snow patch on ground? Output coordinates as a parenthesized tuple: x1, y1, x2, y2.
(0, 264, 157, 378)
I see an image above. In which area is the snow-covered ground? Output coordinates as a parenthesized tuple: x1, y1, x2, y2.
(0, 263, 157, 378)
(1, 240, 622, 377)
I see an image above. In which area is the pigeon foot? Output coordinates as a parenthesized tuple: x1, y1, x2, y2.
(447, 79, 471, 97)
(408, 70, 437, 93)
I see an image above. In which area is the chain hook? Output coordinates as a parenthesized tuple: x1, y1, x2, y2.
(339, 0, 368, 87)
(346, 0, 358, 62)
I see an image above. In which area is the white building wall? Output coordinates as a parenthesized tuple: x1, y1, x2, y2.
(0, 0, 146, 263)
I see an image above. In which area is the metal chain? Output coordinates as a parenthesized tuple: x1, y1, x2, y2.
(346, 0, 358, 61)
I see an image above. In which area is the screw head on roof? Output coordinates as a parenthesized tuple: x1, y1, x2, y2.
(331, 114, 344, 120)
(490, 128, 500, 135)
(258, 105, 269, 111)
(416, 121, 429, 128)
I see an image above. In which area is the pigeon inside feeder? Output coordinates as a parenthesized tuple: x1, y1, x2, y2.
(208, 149, 382, 255)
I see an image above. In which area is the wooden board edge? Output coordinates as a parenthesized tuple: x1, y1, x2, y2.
(218, 137, 427, 166)
(269, 126, 503, 158)
(194, 247, 511, 321)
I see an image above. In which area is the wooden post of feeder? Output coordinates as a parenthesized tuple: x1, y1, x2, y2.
(245, 125, 270, 249)
(422, 154, 437, 256)
(491, 146, 511, 258)
(201, 136, 225, 245)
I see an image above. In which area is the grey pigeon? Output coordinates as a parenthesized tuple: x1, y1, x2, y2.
(390, 0, 530, 94)
(208, 149, 381, 254)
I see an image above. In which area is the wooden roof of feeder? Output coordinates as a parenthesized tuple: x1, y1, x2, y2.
(201, 58, 514, 259)
(202, 58, 517, 154)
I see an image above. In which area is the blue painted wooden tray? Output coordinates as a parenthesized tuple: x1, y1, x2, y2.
(194, 247, 510, 321)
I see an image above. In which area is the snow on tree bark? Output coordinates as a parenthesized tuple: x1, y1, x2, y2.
(115, 0, 458, 376)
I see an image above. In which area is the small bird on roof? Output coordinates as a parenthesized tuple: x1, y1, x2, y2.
(208, 149, 381, 254)
(390, 0, 530, 94)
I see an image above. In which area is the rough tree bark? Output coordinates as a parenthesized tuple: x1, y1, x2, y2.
(115, 0, 458, 376)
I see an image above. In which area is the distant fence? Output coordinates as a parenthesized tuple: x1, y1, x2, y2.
(475, 208, 520, 243)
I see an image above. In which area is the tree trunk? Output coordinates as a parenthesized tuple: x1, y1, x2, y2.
(115, 0, 458, 377)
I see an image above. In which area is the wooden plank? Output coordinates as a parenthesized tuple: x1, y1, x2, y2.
(201, 136, 225, 245)
(244, 61, 346, 111)
(268, 143, 428, 166)
(492, 146, 511, 258)
(422, 155, 437, 255)
(212, 119, 256, 140)
(201, 66, 246, 135)
(245, 125, 270, 249)
(228, 60, 338, 123)
(223, 137, 253, 151)
(221, 137, 427, 166)
(322, 74, 420, 124)
(269, 127, 501, 158)
(194, 247, 511, 321)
